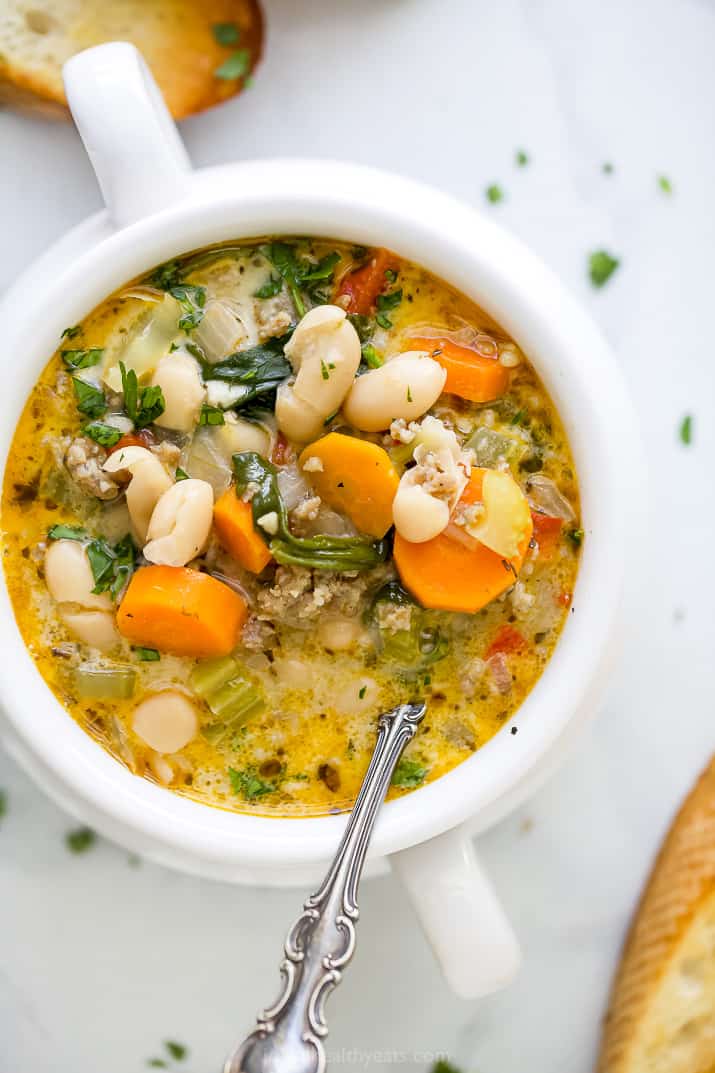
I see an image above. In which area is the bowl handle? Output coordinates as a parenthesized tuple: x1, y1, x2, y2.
(63, 42, 191, 229)
(391, 826, 521, 997)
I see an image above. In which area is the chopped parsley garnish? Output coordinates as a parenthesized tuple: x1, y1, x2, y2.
(83, 421, 122, 448)
(48, 524, 88, 541)
(602, 162, 614, 175)
(358, 685, 367, 699)
(0, 789, 6, 819)
(361, 343, 382, 369)
(199, 336, 291, 412)
(391, 758, 427, 789)
(486, 184, 504, 204)
(66, 827, 96, 854)
(406, 385, 413, 403)
(431, 1061, 463, 1073)
(515, 149, 529, 166)
(658, 174, 673, 194)
(85, 533, 136, 599)
(679, 414, 693, 445)
(323, 409, 339, 426)
(134, 647, 160, 662)
(169, 284, 206, 332)
(175, 467, 190, 481)
(61, 347, 103, 370)
(588, 249, 620, 288)
(510, 409, 525, 426)
(148, 260, 182, 290)
(375, 287, 402, 330)
(119, 362, 166, 428)
(566, 527, 584, 548)
(72, 377, 107, 419)
(384, 267, 398, 284)
(212, 21, 240, 45)
(215, 49, 251, 80)
(320, 359, 330, 381)
(229, 767, 276, 800)
(254, 273, 283, 299)
(199, 404, 226, 426)
(262, 243, 341, 317)
(61, 325, 81, 340)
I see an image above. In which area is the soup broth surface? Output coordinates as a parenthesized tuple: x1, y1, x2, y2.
(1, 239, 580, 815)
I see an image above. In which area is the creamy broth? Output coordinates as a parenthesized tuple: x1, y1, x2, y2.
(1, 239, 580, 815)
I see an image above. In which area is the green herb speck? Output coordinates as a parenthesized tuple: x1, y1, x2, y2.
(66, 827, 96, 854)
(679, 414, 693, 445)
(485, 184, 504, 204)
(215, 49, 250, 80)
(165, 1040, 188, 1062)
(602, 162, 614, 175)
(0, 789, 7, 819)
(212, 22, 240, 45)
(588, 249, 620, 288)
(515, 149, 529, 167)
(658, 174, 673, 194)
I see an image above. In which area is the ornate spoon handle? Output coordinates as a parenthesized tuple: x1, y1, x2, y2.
(224, 701, 426, 1073)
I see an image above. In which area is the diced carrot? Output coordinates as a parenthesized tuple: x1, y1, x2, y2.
(393, 470, 533, 613)
(213, 487, 273, 574)
(106, 430, 155, 457)
(531, 512, 563, 560)
(486, 625, 528, 659)
(556, 590, 572, 608)
(299, 433, 399, 538)
(337, 248, 399, 315)
(116, 565, 247, 658)
(406, 336, 509, 403)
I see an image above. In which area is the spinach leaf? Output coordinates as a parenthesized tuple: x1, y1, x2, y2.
(61, 348, 103, 370)
(47, 524, 88, 541)
(72, 377, 107, 419)
(391, 759, 428, 789)
(199, 404, 226, 426)
(200, 336, 291, 411)
(83, 422, 122, 448)
(232, 452, 389, 572)
(119, 363, 166, 429)
(87, 533, 137, 599)
(169, 284, 206, 332)
(254, 273, 283, 299)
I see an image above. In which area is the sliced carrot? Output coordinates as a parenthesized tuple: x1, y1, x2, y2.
(116, 565, 247, 658)
(406, 336, 509, 403)
(486, 625, 528, 659)
(106, 430, 155, 457)
(530, 512, 563, 560)
(337, 248, 399, 315)
(299, 433, 399, 538)
(393, 470, 533, 613)
(214, 487, 273, 574)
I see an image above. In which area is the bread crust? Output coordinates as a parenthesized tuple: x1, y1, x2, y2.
(597, 756, 715, 1073)
(0, 0, 263, 121)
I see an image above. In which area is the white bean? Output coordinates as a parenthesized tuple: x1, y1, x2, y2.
(392, 481, 451, 543)
(342, 352, 446, 431)
(44, 540, 112, 610)
(333, 676, 379, 717)
(276, 305, 361, 442)
(60, 609, 120, 651)
(143, 478, 214, 567)
(151, 350, 206, 432)
(316, 617, 365, 651)
(213, 412, 270, 459)
(272, 657, 313, 690)
(103, 445, 173, 544)
(132, 691, 198, 754)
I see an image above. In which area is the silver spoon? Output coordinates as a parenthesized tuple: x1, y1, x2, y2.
(224, 701, 426, 1073)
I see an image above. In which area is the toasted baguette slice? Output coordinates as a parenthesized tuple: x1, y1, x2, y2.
(0, 0, 263, 120)
(598, 756, 715, 1073)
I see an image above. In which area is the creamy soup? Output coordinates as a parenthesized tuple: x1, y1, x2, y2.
(1, 239, 581, 816)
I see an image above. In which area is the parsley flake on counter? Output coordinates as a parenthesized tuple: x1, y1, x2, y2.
(485, 184, 504, 204)
(515, 149, 529, 167)
(164, 1040, 188, 1062)
(431, 1062, 463, 1073)
(658, 174, 673, 194)
(602, 162, 614, 175)
(212, 21, 240, 45)
(66, 826, 96, 854)
(679, 414, 693, 445)
(215, 49, 250, 80)
(0, 789, 7, 820)
(588, 249, 620, 288)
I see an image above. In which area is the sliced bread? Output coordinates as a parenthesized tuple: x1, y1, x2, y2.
(0, 0, 263, 120)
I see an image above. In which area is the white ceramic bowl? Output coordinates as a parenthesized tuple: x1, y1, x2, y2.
(0, 44, 641, 998)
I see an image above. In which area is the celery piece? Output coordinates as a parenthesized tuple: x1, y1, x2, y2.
(207, 677, 264, 723)
(466, 426, 526, 468)
(189, 656, 238, 698)
(74, 666, 136, 700)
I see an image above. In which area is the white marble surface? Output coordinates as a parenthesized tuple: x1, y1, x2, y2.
(1, 0, 713, 1070)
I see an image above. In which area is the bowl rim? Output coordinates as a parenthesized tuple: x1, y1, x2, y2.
(0, 158, 638, 868)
